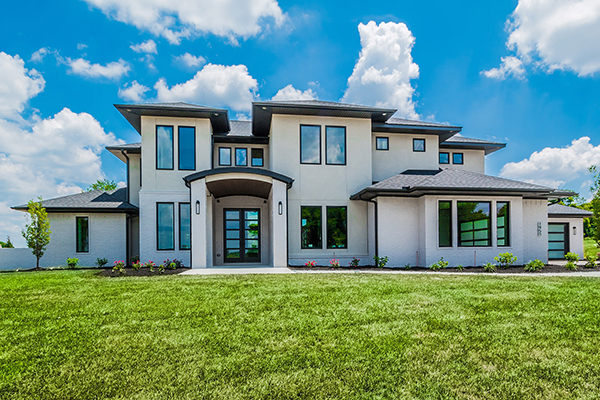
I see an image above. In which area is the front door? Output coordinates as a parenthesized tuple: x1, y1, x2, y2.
(548, 223, 569, 260)
(224, 209, 261, 263)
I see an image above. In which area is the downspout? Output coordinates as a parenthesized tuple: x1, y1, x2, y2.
(121, 150, 131, 264)
(367, 198, 378, 262)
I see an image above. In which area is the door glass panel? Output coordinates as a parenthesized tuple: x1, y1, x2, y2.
(245, 249, 259, 259)
(226, 240, 240, 249)
(548, 233, 565, 241)
(548, 224, 565, 233)
(245, 240, 259, 249)
(225, 210, 239, 220)
(245, 211, 259, 220)
(226, 230, 240, 239)
(548, 242, 564, 250)
(226, 220, 240, 230)
(245, 220, 259, 229)
(245, 230, 258, 239)
(549, 250, 565, 259)
(226, 249, 240, 258)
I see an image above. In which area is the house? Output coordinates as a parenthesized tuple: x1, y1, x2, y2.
(12, 100, 590, 268)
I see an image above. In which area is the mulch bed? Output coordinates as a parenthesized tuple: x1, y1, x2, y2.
(96, 267, 190, 277)
(289, 264, 600, 274)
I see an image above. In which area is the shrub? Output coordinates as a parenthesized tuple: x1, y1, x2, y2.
(456, 264, 464, 271)
(158, 264, 166, 274)
(164, 259, 182, 270)
(66, 258, 79, 269)
(494, 252, 517, 269)
(112, 260, 126, 275)
(349, 257, 360, 267)
(565, 261, 578, 271)
(144, 261, 155, 272)
(584, 254, 597, 268)
(373, 255, 389, 268)
(95, 257, 108, 268)
(430, 257, 449, 271)
(483, 262, 497, 273)
(564, 252, 579, 262)
(132, 261, 142, 271)
(404, 264, 411, 269)
(329, 259, 340, 268)
(305, 260, 316, 267)
(524, 259, 545, 272)
(130, 255, 140, 265)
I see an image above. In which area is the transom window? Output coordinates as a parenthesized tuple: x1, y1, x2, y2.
(76, 217, 89, 253)
(457, 202, 491, 247)
(325, 126, 346, 165)
(439, 152, 449, 164)
(413, 138, 426, 152)
(376, 137, 389, 150)
(219, 147, 231, 166)
(453, 153, 464, 164)
(300, 125, 321, 164)
(301, 206, 322, 249)
(156, 126, 174, 169)
(235, 148, 248, 166)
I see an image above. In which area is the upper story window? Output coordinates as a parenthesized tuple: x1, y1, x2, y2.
(156, 126, 174, 170)
(453, 153, 464, 164)
(300, 125, 321, 164)
(413, 138, 426, 152)
(376, 137, 389, 150)
(219, 147, 231, 166)
(326, 126, 346, 165)
(251, 149, 264, 167)
(457, 202, 491, 247)
(439, 152, 450, 164)
(235, 148, 248, 166)
(178, 126, 195, 170)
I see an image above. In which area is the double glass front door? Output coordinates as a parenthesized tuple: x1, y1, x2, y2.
(224, 209, 260, 263)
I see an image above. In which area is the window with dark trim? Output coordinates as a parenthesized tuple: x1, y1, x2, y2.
(156, 125, 174, 169)
(251, 148, 264, 167)
(301, 206, 322, 249)
(453, 153, 464, 164)
(300, 125, 321, 164)
(439, 152, 450, 164)
(457, 202, 491, 247)
(497, 202, 510, 247)
(327, 206, 347, 249)
(413, 138, 426, 152)
(157, 202, 174, 250)
(76, 217, 89, 253)
(376, 137, 389, 150)
(219, 147, 231, 166)
(178, 126, 195, 170)
(179, 203, 191, 250)
(438, 201, 452, 247)
(235, 148, 248, 166)
(325, 126, 346, 165)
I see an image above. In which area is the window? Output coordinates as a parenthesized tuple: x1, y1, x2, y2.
(157, 203, 174, 250)
(301, 206, 322, 249)
(219, 147, 231, 166)
(178, 126, 195, 170)
(438, 201, 452, 247)
(453, 153, 464, 164)
(76, 217, 89, 253)
(300, 125, 321, 164)
(327, 206, 347, 249)
(235, 148, 247, 166)
(156, 126, 173, 169)
(376, 137, 389, 150)
(439, 152, 449, 164)
(251, 148, 264, 167)
(457, 202, 491, 247)
(326, 126, 346, 165)
(497, 202, 510, 247)
(413, 138, 426, 152)
(179, 203, 191, 250)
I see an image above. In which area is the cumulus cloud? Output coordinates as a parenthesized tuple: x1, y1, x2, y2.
(482, 56, 526, 80)
(130, 39, 157, 54)
(118, 81, 150, 102)
(82, 0, 286, 44)
(77, 43, 88, 50)
(66, 57, 130, 79)
(0, 52, 45, 120)
(271, 84, 317, 101)
(342, 21, 420, 119)
(500, 137, 600, 188)
(154, 64, 258, 111)
(30, 47, 51, 63)
(173, 53, 206, 69)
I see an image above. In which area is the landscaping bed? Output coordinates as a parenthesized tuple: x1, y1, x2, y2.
(96, 267, 190, 277)
(290, 264, 600, 273)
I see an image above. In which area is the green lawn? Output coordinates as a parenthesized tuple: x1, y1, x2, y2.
(1, 271, 600, 400)
(584, 237, 598, 258)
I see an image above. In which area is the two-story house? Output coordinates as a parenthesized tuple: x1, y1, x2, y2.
(13, 100, 590, 268)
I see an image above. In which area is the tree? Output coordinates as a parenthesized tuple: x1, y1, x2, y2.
(85, 179, 117, 192)
(589, 166, 600, 246)
(21, 197, 51, 270)
(0, 236, 14, 248)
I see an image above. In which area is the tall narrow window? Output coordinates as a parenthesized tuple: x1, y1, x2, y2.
(178, 126, 195, 170)
(326, 126, 346, 165)
(457, 202, 491, 247)
(235, 148, 248, 166)
(157, 203, 174, 250)
(438, 201, 452, 247)
(300, 125, 321, 164)
(413, 138, 426, 152)
(376, 137, 389, 150)
(439, 152, 449, 164)
(327, 206, 347, 249)
(156, 126, 173, 169)
(251, 148, 264, 166)
(179, 203, 191, 250)
(301, 206, 322, 249)
(497, 202, 510, 247)
(219, 147, 231, 166)
(76, 217, 89, 253)
(453, 153, 464, 164)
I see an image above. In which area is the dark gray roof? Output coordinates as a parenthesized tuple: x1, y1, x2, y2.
(257, 99, 395, 111)
(351, 168, 571, 200)
(440, 136, 506, 155)
(372, 117, 462, 142)
(106, 142, 141, 153)
(385, 117, 460, 129)
(12, 188, 138, 213)
(548, 203, 592, 217)
(228, 120, 253, 136)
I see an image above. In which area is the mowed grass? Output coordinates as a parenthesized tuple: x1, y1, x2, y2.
(1, 271, 600, 400)
(584, 237, 598, 258)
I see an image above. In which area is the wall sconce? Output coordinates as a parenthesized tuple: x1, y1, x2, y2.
(573, 226, 577, 236)
(278, 201, 283, 215)
(195, 200, 200, 215)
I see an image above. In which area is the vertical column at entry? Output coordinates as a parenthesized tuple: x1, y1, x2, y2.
(190, 178, 209, 268)
(271, 180, 288, 267)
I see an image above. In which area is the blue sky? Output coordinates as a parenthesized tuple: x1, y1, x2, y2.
(1, 0, 599, 245)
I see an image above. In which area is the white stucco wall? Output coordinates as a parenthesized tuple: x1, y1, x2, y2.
(438, 149, 485, 174)
(372, 133, 439, 182)
(523, 200, 548, 264)
(377, 197, 421, 267)
(128, 153, 141, 207)
(548, 217, 585, 259)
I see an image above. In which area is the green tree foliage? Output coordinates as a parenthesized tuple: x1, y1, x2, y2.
(85, 179, 117, 192)
(21, 197, 51, 269)
(0, 236, 14, 248)
(589, 166, 600, 246)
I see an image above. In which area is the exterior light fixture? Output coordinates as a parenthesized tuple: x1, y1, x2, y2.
(573, 226, 577, 235)
(278, 201, 283, 215)
(382, 113, 387, 116)
(262, 107, 267, 110)
(214, 113, 219, 116)
(195, 200, 200, 215)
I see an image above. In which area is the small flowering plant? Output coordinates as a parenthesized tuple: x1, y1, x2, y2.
(112, 260, 126, 275)
(132, 260, 142, 271)
(330, 259, 340, 267)
(144, 261, 155, 272)
(305, 260, 317, 267)
(349, 257, 360, 267)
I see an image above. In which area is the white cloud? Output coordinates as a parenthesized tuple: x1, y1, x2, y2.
(30, 47, 51, 63)
(271, 84, 317, 101)
(0, 52, 45, 120)
(118, 81, 150, 102)
(500, 137, 600, 188)
(154, 64, 258, 111)
(130, 39, 157, 54)
(82, 0, 286, 44)
(173, 53, 206, 69)
(66, 57, 130, 80)
(77, 43, 88, 50)
(482, 56, 526, 80)
(342, 21, 420, 119)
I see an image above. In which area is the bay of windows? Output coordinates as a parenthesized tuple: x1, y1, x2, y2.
(458, 202, 491, 247)
(439, 201, 509, 247)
